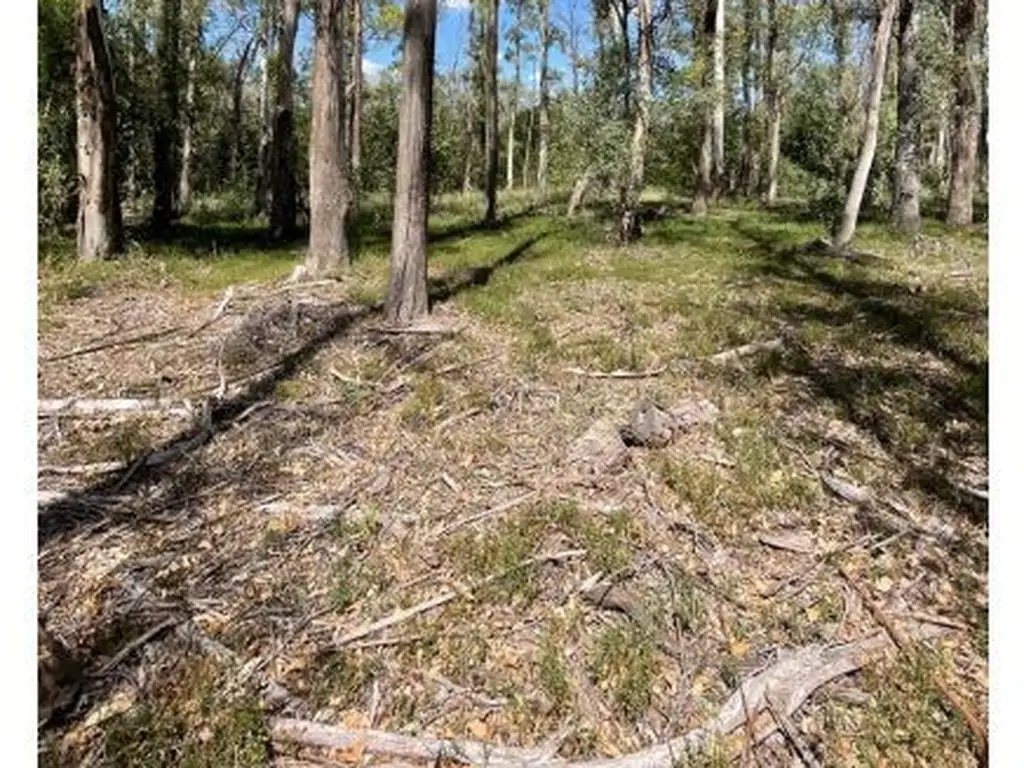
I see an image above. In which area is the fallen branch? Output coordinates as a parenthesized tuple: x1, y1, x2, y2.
(38, 398, 195, 419)
(41, 324, 185, 363)
(186, 286, 235, 338)
(706, 338, 783, 365)
(368, 321, 463, 336)
(427, 490, 538, 540)
(38, 461, 125, 476)
(765, 691, 822, 768)
(434, 407, 484, 434)
(332, 549, 584, 647)
(564, 366, 667, 380)
(270, 718, 556, 766)
(839, 566, 988, 763)
(95, 617, 181, 676)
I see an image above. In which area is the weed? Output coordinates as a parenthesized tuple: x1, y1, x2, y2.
(589, 623, 658, 720)
(537, 623, 571, 713)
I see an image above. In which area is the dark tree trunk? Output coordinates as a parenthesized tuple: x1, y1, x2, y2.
(386, 0, 437, 326)
(946, 0, 980, 227)
(75, 0, 123, 260)
(483, 0, 499, 224)
(692, 0, 715, 216)
(269, 0, 301, 240)
(892, 0, 921, 232)
(152, 0, 181, 231)
(307, 0, 350, 275)
(348, 0, 363, 216)
(178, 14, 202, 214)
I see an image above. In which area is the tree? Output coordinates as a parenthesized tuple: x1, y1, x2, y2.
(833, 0, 899, 249)
(763, 0, 781, 207)
(740, 0, 761, 198)
(618, 0, 653, 242)
(255, 3, 275, 214)
(711, 0, 725, 199)
(692, 0, 716, 216)
(348, 0, 364, 216)
(537, 0, 551, 196)
(892, 0, 921, 232)
(946, 0, 980, 227)
(152, 0, 182, 230)
(178, 4, 205, 213)
(386, 0, 437, 326)
(506, 0, 523, 191)
(74, 0, 123, 260)
(307, 0, 350, 275)
(484, 0, 500, 224)
(269, 0, 302, 239)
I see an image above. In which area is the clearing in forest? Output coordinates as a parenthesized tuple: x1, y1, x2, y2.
(38, 197, 988, 767)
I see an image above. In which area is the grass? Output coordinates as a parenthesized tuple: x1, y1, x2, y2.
(37, 191, 987, 766)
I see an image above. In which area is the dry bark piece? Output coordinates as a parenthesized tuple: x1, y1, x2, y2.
(758, 530, 816, 555)
(820, 472, 872, 506)
(621, 400, 675, 448)
(567, 419, 628, 474)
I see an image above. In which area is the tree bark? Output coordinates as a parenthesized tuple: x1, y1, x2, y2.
(618, 0, 653, 242)
(567, 166, 593, 217)
(178, 13, 202, 214)
(537, 0, 551, 197)
(307, 0, 350, 276)
(740, 0, 760, 197)
(711, 0, 725, 200)
(386, 0, 437, 326)
(229, 33, 258, 184)
(763, 0, 781, 207)
(892, 0, 921, 232)
(946, 0, 980, 227)
(255, 7, 274, 214)
(833, 0, 899, 249)
(483, 0, 500, 224)
(692, 1, 715, 216)
(506, 22, 521, 191)
(522, 92, 534, 187)
(75, 0, 123, 261)
(348, 0, 363, 215)
(269, 0, 301, 240)
(461, 5, 477, 193)
(152, 0, 182, 231)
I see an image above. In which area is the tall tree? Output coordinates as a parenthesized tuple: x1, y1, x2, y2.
(269, 0, 301, 239)
(537, 0, 551, 196)
(833, 0, 899, 249)
(229, 32, 258, 184)
(386, 0, 438, 325)
(618, 0, 653, 242)
(75, 0, 123, 260)
(740, 0, 761, 197)
(307, 0, 350, 275)
(484, 0, 500, 224)
(178, 5, 204, 213)
(692, 0, 715, 216)
(348, 0, 364, 216)
(892, 0, 921, 232)
(255, 3, 275, 214)
(461, 3, 478, 193)
(711, 0, 725, 199)
(946, 0, 980, 226)
(763, 0, 781, 206)
(152, 0, 182, 230)
(506, 0, 523, 191)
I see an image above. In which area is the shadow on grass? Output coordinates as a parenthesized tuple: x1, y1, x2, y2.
(734, 221, 987, 527)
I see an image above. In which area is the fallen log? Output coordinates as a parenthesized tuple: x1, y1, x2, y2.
(38, 398, 195, 419)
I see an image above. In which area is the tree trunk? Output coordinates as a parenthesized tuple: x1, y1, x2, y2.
(229, 33, 257, 184)
(567, 166, 593, 217)
(506, 30, 520, 191)
(829, 0, 855, 184)
(461, 5, 477, 193)
(269, 0, 301, 240)
(348, 0, 363, 215)
(833, 0, 899, 249)
(178, 16, 201, 214)
(763, 0, 781, 207)
(152, 0, 181, 231)
(75, 0, 123, 261)
(946, 0, 980, 227)
(711, 0, 725, 200)
(618, 0, 653, 243)
(483, 0, 499, 224)
(740, 0, 759, 198)
(255, 9, 274, 214)
(386, 0, 437, 326)
(892, 0, 921, 232)
(307, 0, 350, 276)
(522, 97, 534, 188)
(692, 2, 714, 216)
(537, 0, 551, 197)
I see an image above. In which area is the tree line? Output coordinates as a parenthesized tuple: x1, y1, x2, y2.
(49, 0, 986, 326)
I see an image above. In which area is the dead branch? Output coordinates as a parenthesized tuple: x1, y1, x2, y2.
(186, 286, 235, 337)
(38, 398, 195, 419)
(38, 461, 125, 476)
(434, 407, 484, 434)
(838, 566, 988, 762)
(427, 490, 538, 540)
(764, 691, 822, 768)
(368, 321, 463, 336)
(706, 338, 783, 365)
(95, 617, 181, 676)
(333, 549, 584, 647)
(563, 366, 667, 379)
(270, 718, 555, 766)
(40, 324, 186, 363)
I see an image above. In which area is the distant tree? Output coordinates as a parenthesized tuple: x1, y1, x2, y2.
(386, 0, 437, 325)
(618, 0, 653, 242)
(946, 0, 980, 226)
(269, 0, 301, 239)
(75, 0, 123, 260)
(892, 0, 921, 232)
(152, 0, 182, 230)
(484, 0, 500, 224)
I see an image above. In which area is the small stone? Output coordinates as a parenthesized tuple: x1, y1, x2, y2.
(621, 399, 675, 447)
(567, 419, 628, 474)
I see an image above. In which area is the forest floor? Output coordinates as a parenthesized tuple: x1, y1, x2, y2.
(37, 193, 988, 767)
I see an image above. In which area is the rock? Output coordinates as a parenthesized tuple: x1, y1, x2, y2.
(621, 400, 676, 448)
(669, 398, 721, 430)
(567, 419, 628, 474)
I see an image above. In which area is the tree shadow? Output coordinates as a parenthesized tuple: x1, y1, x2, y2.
(733, 220, 988, 527)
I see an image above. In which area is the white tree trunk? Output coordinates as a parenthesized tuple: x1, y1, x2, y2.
(618, 0, 654, 242)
